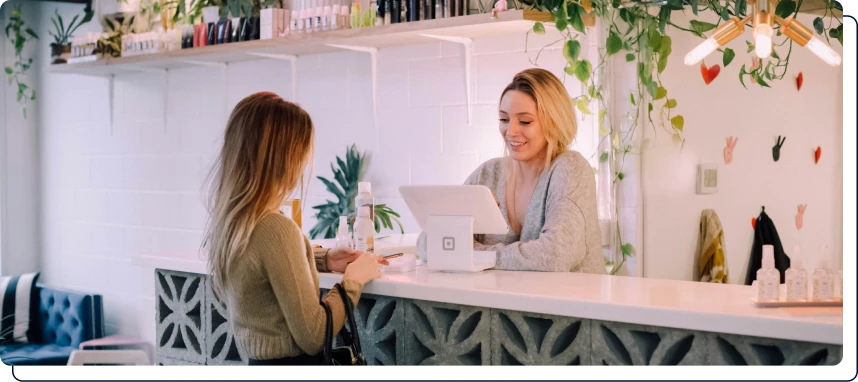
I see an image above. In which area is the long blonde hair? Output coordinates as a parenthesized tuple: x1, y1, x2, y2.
(204, 92, 314, 297)
(500, 68, 578, 171)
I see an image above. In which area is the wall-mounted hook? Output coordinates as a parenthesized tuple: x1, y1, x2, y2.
(772, 136, 785, 162)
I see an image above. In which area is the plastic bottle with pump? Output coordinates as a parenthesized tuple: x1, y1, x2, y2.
(785, 244, 808, 301)
(335, 216, 352, 249)
(353, 206, 375, 253)
(813, 245, 834, 301)
(756, 244, 780, 302)
(355, 182, 375, 223)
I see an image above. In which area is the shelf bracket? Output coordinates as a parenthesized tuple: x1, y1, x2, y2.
(325, 44, 379, 132)
(419, 34, 473, 125)
(247, 52, 299, 101)
(131, 68, 170, 133)
(108, 74, 115, 135)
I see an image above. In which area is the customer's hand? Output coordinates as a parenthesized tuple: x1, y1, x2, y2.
(327, 247, 389, 273)
(343, 253, 384, 285)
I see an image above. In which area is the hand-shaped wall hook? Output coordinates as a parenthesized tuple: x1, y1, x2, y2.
(796, 204, 807, 230)
(772, 136, 786, 162)
(724, 136, 738, 165)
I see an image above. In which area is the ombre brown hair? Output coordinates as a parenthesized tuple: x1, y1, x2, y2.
(500, 68, 578, 170)
(204, 92, 314, 297)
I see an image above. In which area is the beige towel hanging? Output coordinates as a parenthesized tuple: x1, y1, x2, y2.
(696, 209, 728, 283)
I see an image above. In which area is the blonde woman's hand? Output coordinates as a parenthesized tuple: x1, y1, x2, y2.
(343, 253, 384, 285)
(328, 247, 390, 273)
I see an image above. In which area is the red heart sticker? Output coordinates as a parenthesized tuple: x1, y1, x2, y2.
(751, 217, 757, 230)
(796, 72, 804, 91)
(700, 63, 721, 85)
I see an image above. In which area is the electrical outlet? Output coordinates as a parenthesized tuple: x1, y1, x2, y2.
(696, 163, 718, 194)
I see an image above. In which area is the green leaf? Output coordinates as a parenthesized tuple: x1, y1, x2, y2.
(574, 59, 592, 83)
(655, 86, 667, 100)
(4, 67, 12, 75)
(629, 93, 636, 106)
(598, 109, 607, 134)
(616, 171, 625, 180)
(746, 40, 755, 53)
(671, 115, 684, 131)
(606, 31, 623, 55)
(739, 64, 748, 89)
(588, 85, 595, 98)
(691, 0, 699, 14)
(576, 97, 591, 114)
(834, 1, 843, 11)
(666, 99, 677, 108)
(621, 243, 634, 256)
(735, 0, 747, 16)
(723, 48, 735, 67)
(568, 4, 585, 33)
(626, 53, 635, 62)
(599, 152, 609, 163)
(664, 0, 684, 10)
(648, 103, 653, 113)
(647, 29, 662, 51)
(646, 80, 658, 99)
(533, 22, 546, 35)
(30, 89, 36, 101)
(564, 65, 576, 76)
(813, 17, 824, 35)
(24, 28, 39, 40)
(775, 0, 796, 18)
(563, 40, 581, 64)
(771, 48, 780, 60)
(689, 20, 717, 34)
(720, 6, 729, 20)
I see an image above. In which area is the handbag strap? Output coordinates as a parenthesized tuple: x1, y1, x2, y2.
(334, 282, 364, 362)
(321, 300, 334, 365)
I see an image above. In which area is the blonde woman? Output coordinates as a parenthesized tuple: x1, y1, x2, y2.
(419, 68, 604, 273)
(205, 92, 386, 365)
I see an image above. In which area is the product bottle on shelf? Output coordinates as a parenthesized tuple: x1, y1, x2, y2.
(813, 247, 834, 301)
(785, 245, 808, 301)
(756, 245, 780, 302)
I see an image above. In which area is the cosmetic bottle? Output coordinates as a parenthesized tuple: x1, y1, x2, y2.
(354, 206, 375, 253)
(351, 0, 359, 28)
(408, 0, 418, 21)
(382, 0, 391, 24)
(785, 245, 808, 301)
(756, 245, 780, 302)
(322, 0, 332, 30)
(355, 182, 375, 223)
(341, 0, 352, 29)
(376, 0, 385, 25)
(312, 0, 322, 32)
(335, 216, 352, 249)
(391, 0, 401, 23)
(813, 246, 834, 301)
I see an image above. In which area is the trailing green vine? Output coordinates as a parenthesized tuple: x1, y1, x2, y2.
(525, 0, 841, 274)
(4, 4, 39, 119)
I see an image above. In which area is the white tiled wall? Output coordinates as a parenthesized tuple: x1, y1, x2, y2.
(29, 4, 599, 345)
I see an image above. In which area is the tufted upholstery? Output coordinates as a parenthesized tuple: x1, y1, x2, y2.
(0, 286, 104, 365)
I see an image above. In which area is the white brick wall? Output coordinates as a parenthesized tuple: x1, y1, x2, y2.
(30, 5, 599, 346)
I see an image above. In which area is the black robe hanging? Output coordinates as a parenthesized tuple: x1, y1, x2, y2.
(744, 209, 791, 285)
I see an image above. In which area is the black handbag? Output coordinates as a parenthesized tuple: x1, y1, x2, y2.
(321, 283, 366, 365)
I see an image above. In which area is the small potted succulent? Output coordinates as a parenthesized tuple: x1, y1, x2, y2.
(48, 8, 94, 64)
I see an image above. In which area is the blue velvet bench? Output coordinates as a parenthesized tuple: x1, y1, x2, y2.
(0, 286, 104, 365)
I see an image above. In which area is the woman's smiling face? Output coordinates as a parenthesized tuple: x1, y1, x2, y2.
(499, 90, 547, 164)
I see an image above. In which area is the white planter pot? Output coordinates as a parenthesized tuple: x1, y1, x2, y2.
(203, 6, 221, 24)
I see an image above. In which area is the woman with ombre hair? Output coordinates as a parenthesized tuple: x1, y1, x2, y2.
(419, 68, 604, 273)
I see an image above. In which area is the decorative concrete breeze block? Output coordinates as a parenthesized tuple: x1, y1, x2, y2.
(402, 299, 491, 365)
(707, 332, 843, 365)
(155, 269, 207, 364)
(491, 310, 591, 365)
(205, 279, 248, 365)
(591, 320, 710, 365)
(339, 293, 405, 366)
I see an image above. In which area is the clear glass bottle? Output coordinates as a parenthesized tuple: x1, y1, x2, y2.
(757, 245, 780, 302)
(335, 216, 352, 248)
(785, 245, 808, 301)
(813, 246, 834, 301)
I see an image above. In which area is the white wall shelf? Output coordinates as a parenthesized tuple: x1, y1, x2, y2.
(47, 10, 553, 77)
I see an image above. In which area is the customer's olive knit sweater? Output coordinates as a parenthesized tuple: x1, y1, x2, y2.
(222, 213, 363, 360)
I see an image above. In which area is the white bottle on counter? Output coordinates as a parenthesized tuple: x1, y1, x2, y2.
(335, 216, 352, 249)
(353, 206, 374, 253)
(756, 245, 780, 302)
(813, 246, 834, 301)
(355, 182, 374, 223)
(785, 244, 808, 301)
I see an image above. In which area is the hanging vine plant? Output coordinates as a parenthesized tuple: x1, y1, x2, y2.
(524, 0, 841, 274)
(4, 4, 40, 119)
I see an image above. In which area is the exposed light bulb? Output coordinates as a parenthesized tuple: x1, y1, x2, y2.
(754, 24, 773, 59)
(685, 37, 719, 66)
(806, 36, 842, 66)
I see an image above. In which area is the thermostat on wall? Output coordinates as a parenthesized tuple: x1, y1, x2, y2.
(696, 163, 718, 194)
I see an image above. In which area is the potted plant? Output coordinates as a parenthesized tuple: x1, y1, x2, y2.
(48, 9, 94, 64)
(310, 145, 404, 240)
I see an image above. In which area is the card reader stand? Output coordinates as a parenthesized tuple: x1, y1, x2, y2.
(426, 215, 497, 272)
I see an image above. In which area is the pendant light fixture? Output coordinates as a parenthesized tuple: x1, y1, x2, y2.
(684, 0, 841, 67)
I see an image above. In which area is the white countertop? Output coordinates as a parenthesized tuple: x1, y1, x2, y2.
(132, 234, 842, 345)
